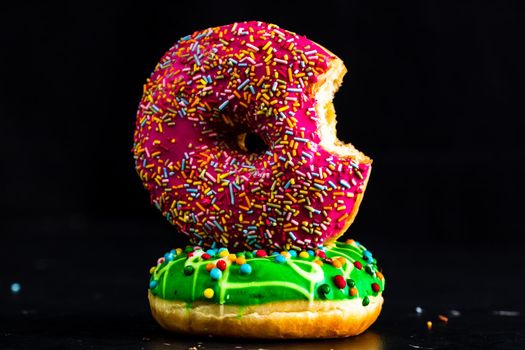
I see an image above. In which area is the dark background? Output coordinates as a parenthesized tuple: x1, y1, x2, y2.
(1, 1, 524, 349)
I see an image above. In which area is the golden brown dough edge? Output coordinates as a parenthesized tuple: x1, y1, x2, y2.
(148, 291, 383, 339)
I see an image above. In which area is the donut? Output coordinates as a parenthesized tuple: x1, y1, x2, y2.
(133, 21, 372, 251)
(148, 239, 384, 338)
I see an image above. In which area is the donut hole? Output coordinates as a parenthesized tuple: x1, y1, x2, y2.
(237, 132, 268, 154)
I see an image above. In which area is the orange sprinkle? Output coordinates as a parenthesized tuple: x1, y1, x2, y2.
(438, 315, 449, 323)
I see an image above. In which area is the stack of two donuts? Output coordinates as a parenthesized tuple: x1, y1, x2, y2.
(133, 21, 384, 338)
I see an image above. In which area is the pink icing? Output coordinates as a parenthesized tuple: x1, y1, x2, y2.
(133, 21, 371, 251)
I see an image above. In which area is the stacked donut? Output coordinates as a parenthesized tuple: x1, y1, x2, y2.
(133, 21, 384, 338)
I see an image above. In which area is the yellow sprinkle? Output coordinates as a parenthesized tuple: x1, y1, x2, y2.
(228, 254, 237, 262)
(204, 288, 214, 299)
(149, 266, 156, 274)
(299, 251, 310, 258)
(427, 321, 432, 330)
(236, 257, 247, 265)
(219, 250, 229, 258)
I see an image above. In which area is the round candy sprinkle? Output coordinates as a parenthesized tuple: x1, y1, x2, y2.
(307, 250, 315, 257)
(362, 296, 370, 306)
(349, 287, 358, 297)
(371, 283, 381, 293)
(184, 246, 193, 253)
(332, 259, 342, 268)
(345, 239, 356, 245)
(149, 280, 158, 289)
(164, 252, 174, 262)
(280, 251, 291, 258)
(299, 251, 310, 258)
(175, 248, 183, 255)
(10, 283, 21, 294)
(376, 271, 384, 280)
(274, 255, 287, 264)
(365, 265, 374, 275)
(255, 250, 268, 257)
(239, 263, 252, 275)
(245, 252, 254, 259)
(157, 257, 165, 265)
(236, 257, 247, 265)
(203, 288, 214, 299)
(216, 260, 227, 271)
(228, 253, 237, 262)
(353, 261, 363, 270)
(206, 249, 216, 257)
(316, 250, 326, 258)
(149, 266, 156, 274)
(201, 253, 211, 260)
(289, 250, 298, 258)
(219, 249, 229, 258)
(333, 275, 346, 289)
(218, 247, 229, 254)
(205, 262, 216, 272)
(318, 284, 331, 299)
(210, 268, 222, 280)
(337, 257, 347, 266)
(347, 279, 356, 288)
(313, 259, 324, 266)
(184, 265, 195, 276)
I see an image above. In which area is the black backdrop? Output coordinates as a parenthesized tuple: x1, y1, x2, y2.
(2, 0, 525, 326)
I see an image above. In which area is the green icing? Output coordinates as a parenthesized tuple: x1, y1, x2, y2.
(149, 240, 385, 306)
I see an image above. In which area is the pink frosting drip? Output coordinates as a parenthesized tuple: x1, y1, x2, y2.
(133, 21, 371, 251)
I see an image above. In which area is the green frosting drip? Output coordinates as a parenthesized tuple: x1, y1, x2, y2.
(149, 240, 385, 306)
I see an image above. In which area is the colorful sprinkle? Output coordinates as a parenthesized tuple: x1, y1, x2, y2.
(239, 263, 252, 275)
(274, 254, 287, 264)
(210, 267, 222, 280)
(333, 275, 346, 289)
(204, 288, 214, 299)
(184, 265, 195, 276)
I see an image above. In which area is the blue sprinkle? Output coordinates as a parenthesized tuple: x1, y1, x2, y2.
(239, 263, 252, 275)
(10, 283, 21, 294)
(328, 180, 337, 189)
(218, 247, 228, 254)
(289, 232, 297, 241)
(237, 78, 250, 91)
(271, 252, 280, 256)
(307, 250, 315, 257)
(289, 250, 298, 258)
(206, 249, 217, 257)
(363, 250, 373, 261)
(218, 100, 230, 111)
(210, 268, 222, 280)
(275, 255, 287, 264)
(340, 179, 351, 189)
(149, 280, 158, 289)
(164, 253, 175, 262)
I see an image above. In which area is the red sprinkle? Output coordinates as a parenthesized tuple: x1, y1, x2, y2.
(372, 283, 380, 292)
(216, 259, 227, 271)
(333, 275, 346, 289)
(187, 252, 194, 258)
(316, 250, 326, 258)
(255, 250, 267, 257)
(353, 261, 362, 270)
(201, 253, 211, 260)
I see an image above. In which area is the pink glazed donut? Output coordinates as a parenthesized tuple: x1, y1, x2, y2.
(133, 21, 371, 251)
